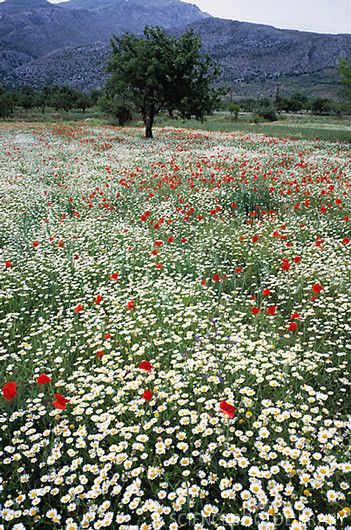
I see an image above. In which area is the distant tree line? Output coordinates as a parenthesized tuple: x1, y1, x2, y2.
(0, 86, 98, 117)
(224, 92, 351, 122)
(224, 60, 351, 122)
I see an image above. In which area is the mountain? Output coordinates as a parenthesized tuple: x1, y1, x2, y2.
(0, 0, 207, 58)
(182, 18, 351, 82)
(0, 0, 350, 97)
(1, 0, 54, 8)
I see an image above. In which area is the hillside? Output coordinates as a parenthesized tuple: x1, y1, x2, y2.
(0, 0, 350, 97)
(0, 0, 207, 57)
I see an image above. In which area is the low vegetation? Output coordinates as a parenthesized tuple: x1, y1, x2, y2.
(0, 122, 350, 529)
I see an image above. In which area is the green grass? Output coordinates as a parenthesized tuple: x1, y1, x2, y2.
(156, 112, 351, 143)
(1, 108, 350, 143)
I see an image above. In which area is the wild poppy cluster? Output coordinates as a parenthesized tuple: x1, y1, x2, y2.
(2, 374, 70, 410)
(0, 124, 350, 529)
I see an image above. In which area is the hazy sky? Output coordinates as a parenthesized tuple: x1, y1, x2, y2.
(30, 0, 351, 34)
(184, 0, 351, 34)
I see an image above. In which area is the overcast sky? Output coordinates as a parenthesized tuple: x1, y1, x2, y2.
(184, 0, 351, 34)
(33, 0, 351, 34)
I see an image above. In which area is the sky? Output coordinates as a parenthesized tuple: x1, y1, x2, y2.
(183, 0, 351, 34)
(19, 0, 351, 34)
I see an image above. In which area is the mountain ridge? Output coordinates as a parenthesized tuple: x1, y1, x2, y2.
(0, 0, 350, 97)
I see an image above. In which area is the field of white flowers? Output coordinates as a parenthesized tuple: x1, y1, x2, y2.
(0, 124, 350, 530)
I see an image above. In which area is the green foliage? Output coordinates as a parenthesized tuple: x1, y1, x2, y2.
(311, 97, 334, 115)
(105, 26, 221, 138)
(254, 100, 277, 122)
(0, 87, 15, 117)
(276, 92, 310, 112)
(338, 58, 351, 102)
(0, 86, 95, 116)
(98, 93, 133, 125)
(237, 97, 256, 112)
(17, 86, 36, 113)
(49, 86, 79, 112)
(227, 101, 240, 120)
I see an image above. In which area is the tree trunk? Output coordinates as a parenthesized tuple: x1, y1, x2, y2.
(145, 116, 154, 139)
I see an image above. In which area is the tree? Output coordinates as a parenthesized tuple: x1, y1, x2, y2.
(17, 86, 35, 113)
(105, 26, 221, 138)
(75, 92, 92, 113)
(254, 98, 277, 122)
(48, 86, 78, 112)
(36, 86, 52, 114)
(339, 59, 351, 102)
(99, 93, 133, 125)
(0, 88, 15, 117)
(311, 97, 333, 115)
(227, 101, 240, 120)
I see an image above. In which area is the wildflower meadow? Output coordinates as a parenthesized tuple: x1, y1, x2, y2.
(0, 124, 350, 530)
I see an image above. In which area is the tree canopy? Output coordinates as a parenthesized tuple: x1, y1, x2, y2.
(339, 59, 351, 103)
(105, 26, 222, 138)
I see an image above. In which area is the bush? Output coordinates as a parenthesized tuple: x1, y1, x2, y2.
(239, 97, 256, 112)
(0, 91, 14, 117)
(254, 101, 277, 122)
(227, 102, 240, 120)
(99, 94, 133, 125)
(311, 97, 334, 115)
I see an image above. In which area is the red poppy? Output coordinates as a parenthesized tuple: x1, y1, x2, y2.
(342, 238, 350, 245)
(266, 305, 277, 316)
(201, 279, 207, 286)
(127, 300, 135, 310)
(231, 202, 237, 209)
(294, 256, 301, 264)
(104, 333, 111, 340)
(110, 272, 119, 281)
(143, 389, 153, 401)
(138, 360, 153, 372)
(95, 294, 103, 305)
(2, 382, 17, 401)
(74, 304, 84, 314)
(167, 236, 174, 243)
(52, 393, 70, 410)
(33, 241, 39, 248)
(312, 283, 323, 295)
(288, 322, 298, 331)
(251, 307, 260, 316)
(36, 374, 51, 385)
(212, 274, 221, 282)
(251, 235, 259, 243)
(262, 289, 272, 297)
(281, 259, 290, 271)
(96, 350, 105, 359)
(290, 312, 301, 319)
(235, 267, 243, 274)
(4, 261, 12, 268)
(219, 401, 235, 418)
(181, 237, 187, 243)
(58, 241, 64, 248)
(154, 241, 163, 247)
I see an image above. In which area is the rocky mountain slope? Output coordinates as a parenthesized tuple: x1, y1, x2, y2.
(1, 0, 350, 96)
(0, 0, 206, 57)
